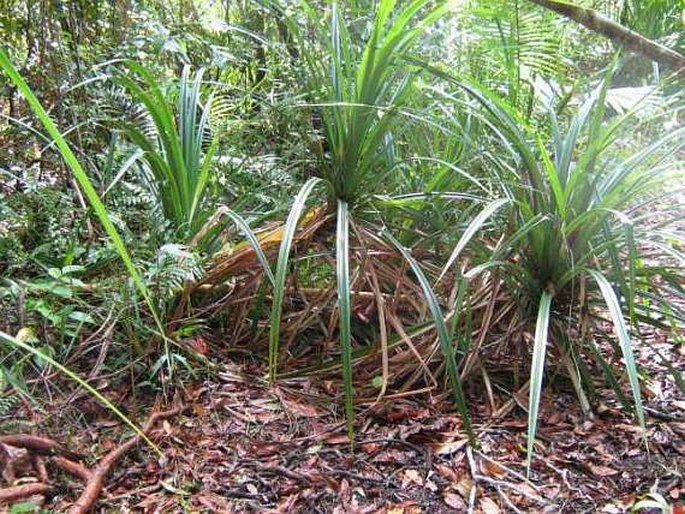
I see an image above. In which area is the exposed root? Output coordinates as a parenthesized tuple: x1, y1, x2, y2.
(51, 456, 93, 482)
(0, 482, 52, 504)
(68, 404, 184, 514)
(0, 435, 68, 456)
(32, 455, 49, 483)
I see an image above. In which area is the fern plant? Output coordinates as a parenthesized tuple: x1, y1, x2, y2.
(457, 0, 571, 112)
(145, 243, 204, 311)
(0, 368, 19, 425)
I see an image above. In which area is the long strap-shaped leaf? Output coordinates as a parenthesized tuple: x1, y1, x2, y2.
(336, 200, 355, 446)
(383, 230, 476, 445)
(268, 177, 322, 381)
(0, 49, 166, 341)
(527, 291, 553, 476)
(191, 206, 276, 287)
(1, 330, 161, 455)
(437, 198, 510, 283)
(189, 135, 218, 231)
(587, 269, 645, 430)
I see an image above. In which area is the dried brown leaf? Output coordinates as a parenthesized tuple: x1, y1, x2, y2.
(480, 497, 501, 514)
(443, 492, 466, 510)
(435, 463, 461, 482)
(480, 459, 507, 479)
(401, 469, 423, 487)
(589, 464, 619, 477)
(431, 439, 468, 456)
(281, 397, 322, 418)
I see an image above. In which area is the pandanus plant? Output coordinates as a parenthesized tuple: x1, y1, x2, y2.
(457, 69, 684, 472)
(253, 0, 484, 444)
(114, 63, 219, 244)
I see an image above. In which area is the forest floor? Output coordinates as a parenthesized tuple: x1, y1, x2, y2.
(1, 326, 683, 514)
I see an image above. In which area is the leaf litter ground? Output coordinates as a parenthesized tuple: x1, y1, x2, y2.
(1, 329, 683, 513)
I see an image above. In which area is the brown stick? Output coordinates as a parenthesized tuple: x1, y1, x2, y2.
(0, 483, 52, 503)
(32, 455, 49, 483)
(528, 0, 685, 71)
(68, 405, 182, 514)
(0, 435, 64, 456)
(51, 456, 93, 482)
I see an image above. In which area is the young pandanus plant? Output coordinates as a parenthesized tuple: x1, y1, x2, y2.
(114, 63, 219, 244)
(455, 67, 684, 474)
(261, 0, 481, 446)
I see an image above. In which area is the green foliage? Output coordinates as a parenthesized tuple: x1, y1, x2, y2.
(268, 177, 322, 381)
(0, 49, 164, 339)
(115, 62, 218, 241)
(459, 69, 683, 302)
(335, 200, 354, 443)
(144, 243, 204, 312)
(2, 268, 95, 337)
(526, 290, 552, 474)
(263, 0, 486, 443)
(0, 184, 78, 274)
(618, 0, 685, 49)
(1, 0, 683, 477)
(456, 67, 682, 467)
(461, 0, 571, 108)
(0, 367, 20, 423)
(277, 0, 446, 206)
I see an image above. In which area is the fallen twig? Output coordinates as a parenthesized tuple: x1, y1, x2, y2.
(51, 456, 93, 482)
(497, 485, 523, 513)
(66, 314, 117, 405)
(466, 446, 548, 510)
(475, 450, 539, 489)
(250, 462, 310, 483)
(68, 404, 183, 514)
(0, 482, 52, 503)
(465, 446, 479, 514)
(644, 406, 681, 422)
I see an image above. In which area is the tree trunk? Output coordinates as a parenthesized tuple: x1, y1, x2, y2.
(527, 0, 685, 72)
